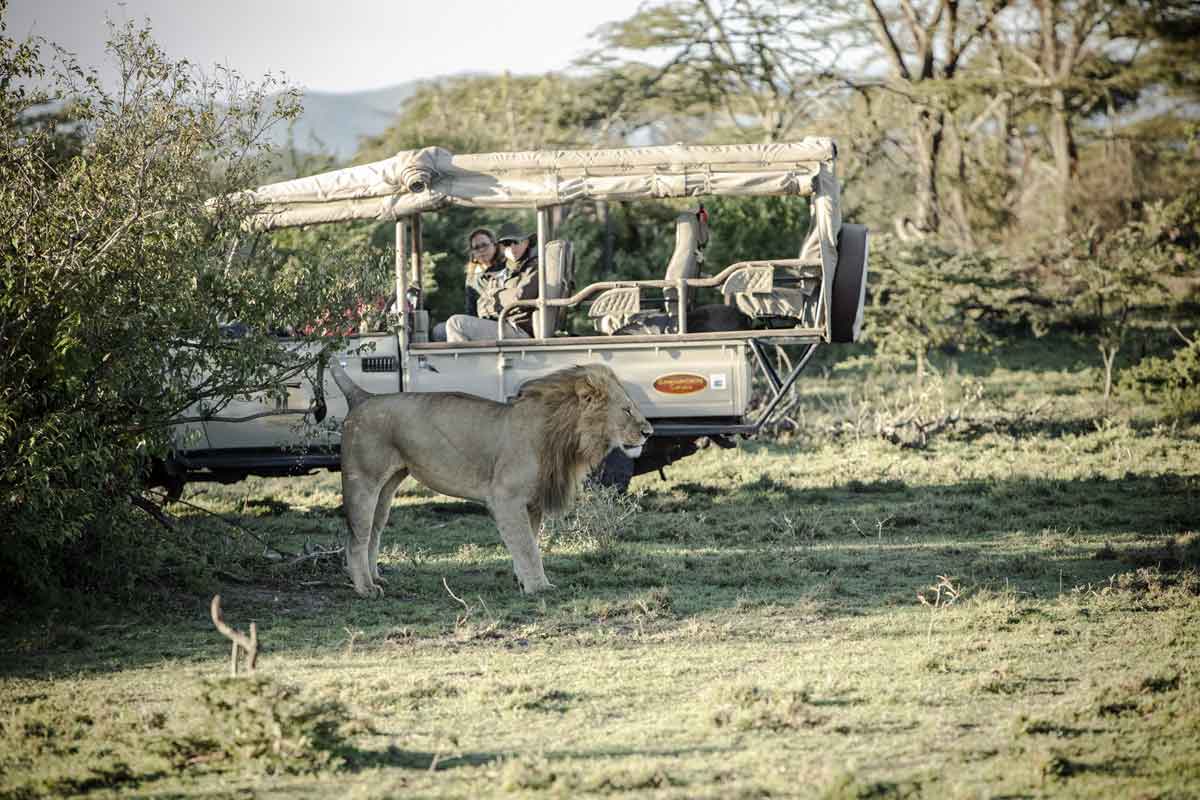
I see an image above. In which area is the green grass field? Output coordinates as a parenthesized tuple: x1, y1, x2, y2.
(3, 340, 1198, 799)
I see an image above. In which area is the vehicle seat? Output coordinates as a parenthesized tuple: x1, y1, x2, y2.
(664, 208, 707, 316)
(534, 239, 575, 338)
(720, 264, 820, 325)
(593, 210, 707, 334)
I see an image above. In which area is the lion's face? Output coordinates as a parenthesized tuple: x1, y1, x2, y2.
(520, 364, 654, 514)
(601, 375, 653, 459)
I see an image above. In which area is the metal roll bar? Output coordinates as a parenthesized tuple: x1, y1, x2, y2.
(494, 258, 820, 339)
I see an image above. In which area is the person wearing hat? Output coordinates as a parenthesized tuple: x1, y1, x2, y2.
(445, 221, 540, 342)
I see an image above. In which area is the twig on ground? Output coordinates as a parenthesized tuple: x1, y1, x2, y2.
(443, 577, 475, 628)
(917, 575, 961, 641)
(210, 594, 258, 675)
(343, 627, 362, 658)
(273, 544, 344, 571)
(443, 578, 469, 612)
(476, 594, 497, 625)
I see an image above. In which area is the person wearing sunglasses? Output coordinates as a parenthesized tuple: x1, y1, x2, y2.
(445, 221, 539, 342)
(430, 227, 501, 342)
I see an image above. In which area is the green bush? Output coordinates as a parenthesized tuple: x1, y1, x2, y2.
(1121, 335, 1200, 417)
(863, 238, 1019, 378)
(0, 22, 362, 599)
(154, 676, 364, 775)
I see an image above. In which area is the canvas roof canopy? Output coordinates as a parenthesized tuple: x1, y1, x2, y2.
(225, 139, 841, 232)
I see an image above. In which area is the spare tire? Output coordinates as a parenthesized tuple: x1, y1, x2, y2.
(830, 223, 869, 343)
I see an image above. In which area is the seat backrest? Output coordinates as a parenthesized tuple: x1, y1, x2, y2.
(534, 239, 574, 338)
(663, 210, 707, 316)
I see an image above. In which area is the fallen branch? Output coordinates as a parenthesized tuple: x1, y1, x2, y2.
(130, 492, 177, 530)
(210, 594, 258, 676)
(273, 544, 345, 571)
(147, 489, 296, 557)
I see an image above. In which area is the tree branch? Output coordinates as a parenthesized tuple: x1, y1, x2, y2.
(866, 0, 913, 81)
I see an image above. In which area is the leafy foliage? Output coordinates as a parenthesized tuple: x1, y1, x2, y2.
(1121, 334, 1200, 418)
(356, 72, 616, 161)
(863, 238, 1019, 376)
(0, 20, 371, 596)
(1035, 189, 1199, 404)
(583, 0, 850, 143)
(154, 676, 365, 775)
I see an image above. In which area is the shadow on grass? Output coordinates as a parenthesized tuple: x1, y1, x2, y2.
(344, 745, 503, 772)
(1, 472, 1195, 678)
(343, 743, 733, 773)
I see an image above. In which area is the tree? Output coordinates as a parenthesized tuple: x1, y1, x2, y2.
(862, 0, 1008, 240)
(971, 0, 1200, 239)
(0, 16, 364, 595)
(356, 72, 611, 162)
(583, 0, 854, 144)
(1041, 188, 1198, 408)
(864, 238, 1019, 380)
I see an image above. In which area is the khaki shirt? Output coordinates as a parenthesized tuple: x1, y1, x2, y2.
(475, 255, 539, 335)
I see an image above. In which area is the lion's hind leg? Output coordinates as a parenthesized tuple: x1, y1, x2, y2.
(344, 468, 400, 598)
(369, 469, 408, 584)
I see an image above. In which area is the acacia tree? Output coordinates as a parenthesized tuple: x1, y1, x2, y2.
(1040, 190, 1197, 409)
(865, 238, 1019, 380)
(862, 0, 1008, 241)
(583, 0, 855, 144)
(356, 72, 612, 161)
(0, 17, 369, 594)
(968, 0, 1200, 240)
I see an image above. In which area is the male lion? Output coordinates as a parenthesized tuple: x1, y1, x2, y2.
(327, 361, 653, 598)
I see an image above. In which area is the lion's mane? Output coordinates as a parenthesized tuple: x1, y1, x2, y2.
(515, 365, 616, 515)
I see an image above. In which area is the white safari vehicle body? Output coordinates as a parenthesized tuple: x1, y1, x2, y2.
(166, 139, 868, 489)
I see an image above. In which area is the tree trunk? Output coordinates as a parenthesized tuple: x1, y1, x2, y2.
(1100, 344, 1118, 412)
(911, 109, 944, 235)
(946, 120, 976, 249)
(1048, 89, 1077, 234)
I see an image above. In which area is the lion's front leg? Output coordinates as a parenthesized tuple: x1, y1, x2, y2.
(491, 500, 553, 594)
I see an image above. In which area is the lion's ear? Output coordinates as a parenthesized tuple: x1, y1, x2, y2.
(575, 379, 599, 405)
(575, 373, 608, 405)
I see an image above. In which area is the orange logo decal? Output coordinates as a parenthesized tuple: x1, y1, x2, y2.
(653, 373, 708, 394)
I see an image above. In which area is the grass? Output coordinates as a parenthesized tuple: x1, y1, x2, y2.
(2, 338, 1199, 798)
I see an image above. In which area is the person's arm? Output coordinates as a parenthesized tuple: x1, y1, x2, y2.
(498, 260, 540, 334)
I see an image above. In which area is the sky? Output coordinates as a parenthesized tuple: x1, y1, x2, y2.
(6, 0, 650, 93)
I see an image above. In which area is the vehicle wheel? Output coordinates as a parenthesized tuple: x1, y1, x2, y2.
(161, 474, 185, 502)
(592, 448, 635, 493)
(146, 457, 186, 501)
(830, 223, 869, 343)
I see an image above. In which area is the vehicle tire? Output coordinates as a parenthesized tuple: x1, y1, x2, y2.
(830, 223, 869, 343)
(146, 457, 186, 501)
(592, 448, 635, 493)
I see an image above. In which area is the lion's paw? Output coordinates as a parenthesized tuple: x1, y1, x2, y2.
(351, 580, 385, 599)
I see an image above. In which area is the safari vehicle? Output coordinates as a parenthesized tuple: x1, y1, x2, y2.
(163, 139, 868, 494)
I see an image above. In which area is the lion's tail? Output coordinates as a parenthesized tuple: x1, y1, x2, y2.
(326, 355, 373, 410)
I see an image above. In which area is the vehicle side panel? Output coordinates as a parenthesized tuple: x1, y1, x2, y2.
(404, 341, 752, 418)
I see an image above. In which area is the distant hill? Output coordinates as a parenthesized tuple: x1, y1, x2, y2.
(267, 82, 420, 160)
